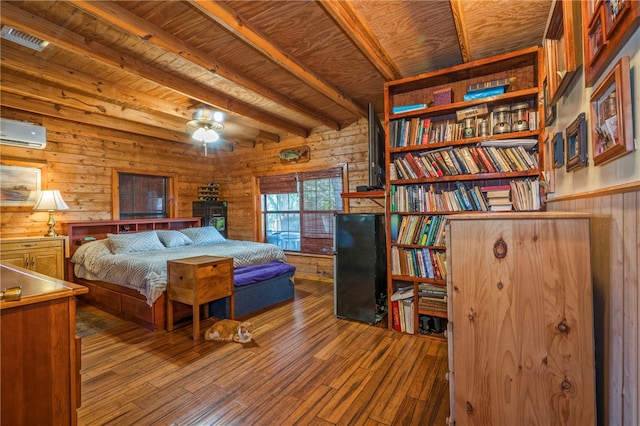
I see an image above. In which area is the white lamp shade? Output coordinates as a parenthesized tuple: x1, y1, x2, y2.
(192, 127, 220, 143)
(33, 190, 69, 211)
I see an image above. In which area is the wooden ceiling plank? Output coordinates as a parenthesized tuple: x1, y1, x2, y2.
(316, 0, 402, 81)
(1, 3, 310, 137)
(69, 0, 341, 131)
(2, 46, 280, 142)
(449, 0, 472, 63)
(1, 91, 189, 143)
(190, 0, 368, 118)
(1, 70, 188, 131)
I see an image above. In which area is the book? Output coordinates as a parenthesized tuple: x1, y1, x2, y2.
(485, 189, 511, 198)
(463, 86, 505, 101)
(467, 77, 514, 92)
(392, 103, 427, 114)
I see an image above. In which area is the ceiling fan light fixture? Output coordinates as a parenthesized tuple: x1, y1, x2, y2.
(187, 107, 224, 144)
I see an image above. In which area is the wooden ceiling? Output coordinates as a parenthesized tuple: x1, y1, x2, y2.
(0, 0, 552, 147)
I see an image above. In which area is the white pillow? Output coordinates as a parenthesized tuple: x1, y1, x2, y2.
(107, 231, 165, 254)
(156, 230, 193, 248)
(179, 226, 226, 245)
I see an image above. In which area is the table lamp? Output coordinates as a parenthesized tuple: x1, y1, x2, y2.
(32, 189, 69, 237)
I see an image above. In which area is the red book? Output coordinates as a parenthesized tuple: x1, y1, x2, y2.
(392, 301, 402, 331)
(404, 153, 428, 178)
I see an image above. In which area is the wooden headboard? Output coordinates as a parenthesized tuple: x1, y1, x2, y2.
(62, 217, 202, 259)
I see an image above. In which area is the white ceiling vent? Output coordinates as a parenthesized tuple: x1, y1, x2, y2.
(1, 26, 49, 52)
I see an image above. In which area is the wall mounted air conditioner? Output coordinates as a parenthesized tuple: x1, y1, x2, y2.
(0, 118, 47, 149)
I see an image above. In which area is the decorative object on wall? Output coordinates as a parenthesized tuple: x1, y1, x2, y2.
(582, 0, 640, 86)
(0, 162, 43, 207)
(553, 131, 564, 168)
(544, 0, 583, 105)
(590, 55, 634, 166)
(543, 79, 556, 126)
(542, 134, 555, 193)
(279, 146, 310, 164)
(33, 189, 69, 237)
(566, 112, 588, 172)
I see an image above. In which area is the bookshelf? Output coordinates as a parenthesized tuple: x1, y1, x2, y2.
(383, 46, 545, 338)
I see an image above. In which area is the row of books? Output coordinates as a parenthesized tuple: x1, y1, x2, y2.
(390, 288, 415, 333)
(418, 283, 447, 314)
(392, 214, 446, 247)
(419, 296, 447, 314)
(391, 144, 538, 180)
(390, 117, 470, 147)
(391, 246, 447, 280)
(390, 180, 541, 213)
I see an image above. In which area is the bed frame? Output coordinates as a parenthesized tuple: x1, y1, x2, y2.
(62, 218, 295, 331)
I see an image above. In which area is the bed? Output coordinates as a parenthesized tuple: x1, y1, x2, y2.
(63, 218, 295, 330)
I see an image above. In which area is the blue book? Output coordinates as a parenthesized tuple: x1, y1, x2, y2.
(463, 86, 505, 101)
(392, 103, 427, 114)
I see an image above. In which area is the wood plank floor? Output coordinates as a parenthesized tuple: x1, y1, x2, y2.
(77, 278, 450, 425)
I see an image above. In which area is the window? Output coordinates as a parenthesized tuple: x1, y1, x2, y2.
(260, 168, 344, 255)
(114, 170, 176, 219)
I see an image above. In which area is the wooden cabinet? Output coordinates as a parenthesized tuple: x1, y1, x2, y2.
(446, 212, 595, 426)
(0, 236, 66, 279)
(1, 263, 88, 426)
(383, 46, 545, 337)
(167, 255, 234, 340)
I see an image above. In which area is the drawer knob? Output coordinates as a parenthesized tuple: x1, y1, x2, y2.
(1, 286, 22, 301)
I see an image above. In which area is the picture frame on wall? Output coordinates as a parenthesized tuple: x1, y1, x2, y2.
(553, 132, 564, 168)
(590, 55, 634, 166)
(543, 134, 555, 193)
(582, 0, 640, 86)
(543, 79, 556, 126)
(544, 0, 583, 105)
(566, 112, 588, 172)
(0, 162, 43, 208)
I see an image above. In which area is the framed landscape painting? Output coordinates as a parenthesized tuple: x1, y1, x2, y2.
(0, 162, 43, 207)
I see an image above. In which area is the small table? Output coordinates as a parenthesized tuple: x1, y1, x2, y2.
(166, 256, 234, 340)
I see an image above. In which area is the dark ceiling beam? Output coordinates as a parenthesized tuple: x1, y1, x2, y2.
(316, 0, 403, 81)
(1, 3, 310, 137)
(190, 0, 368, 119)
(449, 0, 472, 63)
(69, 0, 341, 131)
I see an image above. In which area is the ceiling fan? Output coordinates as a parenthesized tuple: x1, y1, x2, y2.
(186, 107, 225, 142)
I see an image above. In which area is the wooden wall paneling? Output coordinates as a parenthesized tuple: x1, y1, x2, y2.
(622, 190, 638, 426)
(546, 185, 639, 426)
(0, 111, 373, 282)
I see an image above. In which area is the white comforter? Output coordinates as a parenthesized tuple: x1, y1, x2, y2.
(72, 239, 287, 305)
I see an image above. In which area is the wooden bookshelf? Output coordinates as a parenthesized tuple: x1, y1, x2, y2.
(383, 46, 545, 338)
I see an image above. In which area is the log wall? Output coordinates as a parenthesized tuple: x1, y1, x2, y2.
(0, 109, 383, 281)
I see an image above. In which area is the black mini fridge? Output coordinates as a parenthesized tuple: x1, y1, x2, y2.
(334, 213, 387, 324)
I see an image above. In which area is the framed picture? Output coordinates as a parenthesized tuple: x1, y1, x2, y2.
(590, 55, 634, 166)
(543, 134, 555, 193)
(566, 112, 588, 172)
(543, 79, 556, 126)
(582, 0, 639, 86)
(544, 0, 583, 105)
(0, 161, 44, 208)
(553, 132, 564, 168)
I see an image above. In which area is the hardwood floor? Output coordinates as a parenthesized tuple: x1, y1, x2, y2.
(77, 278, 450, 425)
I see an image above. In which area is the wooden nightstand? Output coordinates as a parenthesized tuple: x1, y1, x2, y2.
(166, 256, 234, 340)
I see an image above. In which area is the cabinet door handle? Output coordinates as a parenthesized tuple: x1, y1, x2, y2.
(24, 257, 30, 268)
(31, 257, 35, 269)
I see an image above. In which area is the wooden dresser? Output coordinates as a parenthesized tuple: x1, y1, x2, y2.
(0, 263, 88, 426)
(446, 212, 595, 426)
(0, 236, 67, 279)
